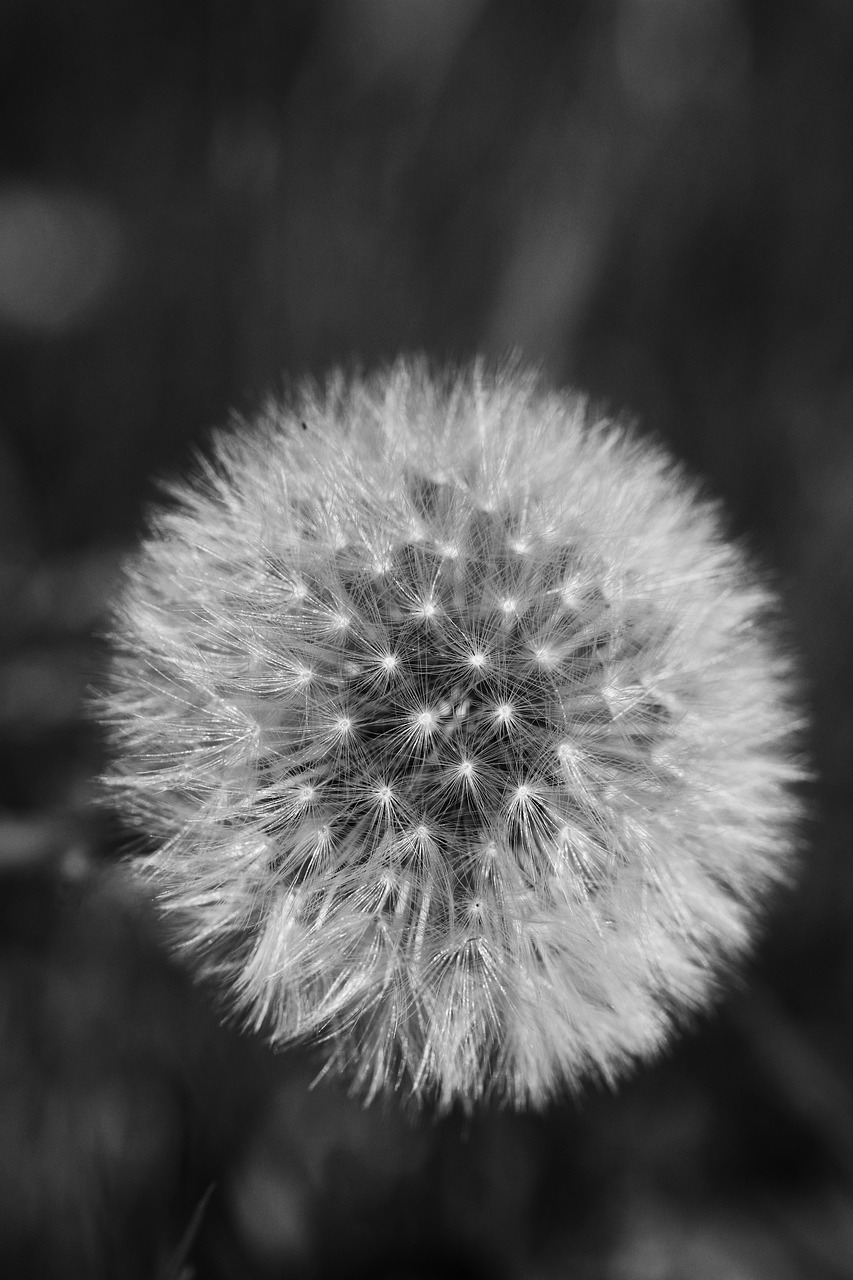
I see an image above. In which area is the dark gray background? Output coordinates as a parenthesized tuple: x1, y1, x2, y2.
(0, 2, 849, 1277)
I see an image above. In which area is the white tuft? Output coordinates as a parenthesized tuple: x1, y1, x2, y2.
(99, 358, 806, 1110)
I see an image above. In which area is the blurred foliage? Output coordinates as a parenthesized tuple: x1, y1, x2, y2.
(1, 0, 852, 1276)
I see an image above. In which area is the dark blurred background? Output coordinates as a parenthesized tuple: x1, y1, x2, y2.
(1, 1, 851, 1276)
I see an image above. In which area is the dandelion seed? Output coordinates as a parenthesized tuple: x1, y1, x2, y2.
(415, 597, 440, 621)
(407, 707, 440, 749)
(371, 783, 397, 818)
(531, 645, 557, 669)
(285, 782, 317, 816)
(100, 358, 805, 1111)
(328, 611, 352, 635)
(492, 701, 516, 731)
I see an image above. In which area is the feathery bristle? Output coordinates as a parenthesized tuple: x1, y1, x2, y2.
(99, 359, 805, 1109)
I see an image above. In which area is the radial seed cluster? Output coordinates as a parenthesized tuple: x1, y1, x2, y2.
(102, 360, 803, 1108)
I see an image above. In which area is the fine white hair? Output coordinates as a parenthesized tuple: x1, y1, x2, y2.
(100, 358, 804, 1109)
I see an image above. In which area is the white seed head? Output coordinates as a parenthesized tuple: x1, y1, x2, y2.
(100, 358, 805, 1110)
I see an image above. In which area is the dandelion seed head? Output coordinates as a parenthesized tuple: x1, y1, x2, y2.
(101, 358, 805, 1111)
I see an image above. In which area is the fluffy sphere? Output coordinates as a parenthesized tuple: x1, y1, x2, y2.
(102, 360, 803, 1108)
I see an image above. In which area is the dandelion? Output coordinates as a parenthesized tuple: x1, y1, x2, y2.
(100, 359, 804, 1109)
